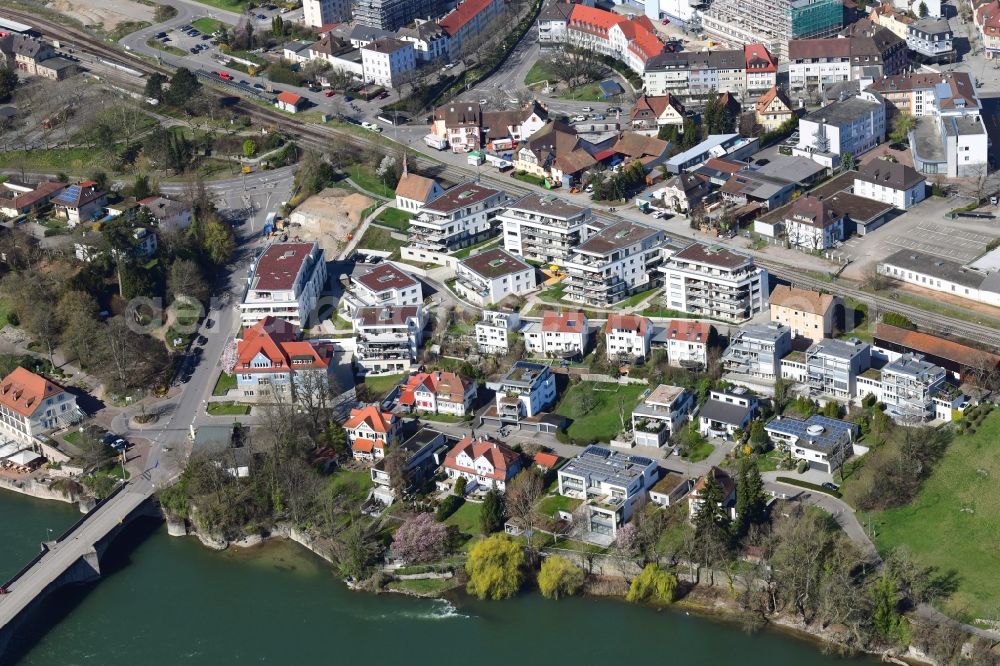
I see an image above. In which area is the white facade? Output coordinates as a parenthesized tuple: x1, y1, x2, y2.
(475, 310, 520, 354)
(853, 174, 926, 209)
(238, 242, 327, 330)
(722, 322, 792, 380)
(668, 336, 708, 369)
(562, 221, 665, 307)
(491, 361, 557, 421)
(500, 193, 595, 266)
(303, 0, 350, 26)
(606, 317, 654, 362)
(360, 39, 416, 89)
(785, 213, 844, 251)
(409, 182, 508, 253)
(661, 243, 769, 322)
(631, 385, 694, 447)
(793, 92, 886, 167)
(454, 249, 536, 307)
(524, 313, 590, 357)
(353, 306, 427, 375)
(341, 262, 423, 316)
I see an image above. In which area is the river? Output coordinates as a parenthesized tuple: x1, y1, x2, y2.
(0, 491, 874, 665)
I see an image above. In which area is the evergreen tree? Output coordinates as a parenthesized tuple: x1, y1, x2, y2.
(681, 118, 698, 148)
(734, 458, 766, 538)
(480, 488, 506, 534)
(694, 471, 729, 536)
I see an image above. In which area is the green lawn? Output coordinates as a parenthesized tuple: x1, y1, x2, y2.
(333, 314, 353, 330)
(452, 237, 500, 259)
(537, 281, 567, 303)
(212, 372, 237, 396)
(387, 578, 456, 595)
(555, 381, 648, 444)
(681, 439, 715, 463)
(524, 61, 558, 86)
(862, 411, 1000, 622)
(559, 82, 604, 102)
(639, 306, 702, 319)
(355, 226, 404, 258)
(615, 288, 660, 309)
(0, 297, 14, 327)
(349, 164, 395, 198)
(373, 207, 413, 231)
(146, 37, 187, 57)
(206, 401, 251, 416)
(0, 147, 108, 172)
(416, 412, 469, 423)
(537, 493, 582, 517)
(191, 17, 226, 33)
(359, 372, 406, 397)
(444, 500, 482, 536)
(329, 468, 373, 503)
(186, 0, 254, 11)
(63, 431, 82, 445)
(512, 171, 546, 187)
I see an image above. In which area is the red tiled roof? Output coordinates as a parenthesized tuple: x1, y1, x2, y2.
(755, 85, 792, 114)
(399, 371, 471, 406)
(542, 310, 586, 334)
(439, 0, 495, 36)
(744, 43, 776, 72)
(533, 452, 560, 469)
(237, 317, 328, 372)
(444, 436, 520, 482)
(0, 367, 65, 418)
(568, 4, 624, 34)
(344, 404, 397, 433)
(873, 323, 1000, 369)
(666, 319, 709, 343)
(606, 314, 649, 336)
(276, 90, 305, 106)
(351, 438, 384, 454)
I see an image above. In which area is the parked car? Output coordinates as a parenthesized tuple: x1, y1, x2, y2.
(324, 89, 335, 97)
(582, 106, 593, 112)
(377, 91, 390, 99)
(592, 114, 605, 121)
(205, 318, 214, 329)
(822, 482, 840, 492)
(254, 83, 265, 89)
(572, 114, 586, 122)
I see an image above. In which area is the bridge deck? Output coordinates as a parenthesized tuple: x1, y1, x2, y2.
(0, 483, 153, 630)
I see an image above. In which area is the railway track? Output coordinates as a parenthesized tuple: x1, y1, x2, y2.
(8, 7, 1000, 352)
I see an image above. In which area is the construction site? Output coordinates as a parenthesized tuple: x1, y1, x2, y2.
(700, 0, 843, 59)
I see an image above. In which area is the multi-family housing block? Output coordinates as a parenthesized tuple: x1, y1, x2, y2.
(605, 315, 654, 363)
(235, 317, 335, 399)
(352, 305, 427, 374)
(475, 310, 521, 355)
(974, 0, 1000, 60)
(723, 322, 792, 380)
(765, 414, 859, 472)
(642, 45, 778, 98)
(700, 0, 842, 60)
(783, 195, 846, 250)
(525, 311, 590, 358)
(455, 248, 536, 306)
(878, 352, 947, 421)
(563, 221, 665, 307)
(661, 319, 711, 369)
(408, 181, 508, 252)
(907, 17, 954, 62)
(793, 90, 886, 167)
(500, 193, 595, 266)
(438, 0, 503, 55)
(444, 435, 521, 491)
(557, 445, 658, 538)
(853, 159, 926, 209)
(661, 243, 769, 322)
(804, 337, 871, 400)
(0, 367, 82, 450)
(787, 20, 907, 90)
(562, 5, 665, 75)
(399, 370, 477, 416)
(488, 361, 558, 424)
(238, 242, 327, 330)
(768, 285, 836, 342)
(341, 262, 423, 316)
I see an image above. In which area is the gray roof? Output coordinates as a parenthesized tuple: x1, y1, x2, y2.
(806, 337, 870, 360)
(499, 361, 550, 388)
(883, 352, 944, 379)
(912, 116, 946, 164)
(574, 220, 661, 255)
(765, 415, 857, 453)
(507, 192, 588, 219)
(943, 115, 986, 136)
(560, 445, 654, 488)
(856, 159, 925, 190)
(753, 157, 826, 185)
(802, 96, 881, 128)
(699, 398, 753, 426)
(349, 24, 394, 42)
(880, 248, 986, 289)
(910, 17, 951, 36)
(734, 321, 790, 343)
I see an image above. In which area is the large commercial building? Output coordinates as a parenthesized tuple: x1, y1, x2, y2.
(303, 0, 350, 26)
(787, 20, 907, 90)
(660, 243, 769, 322)
(352, 0, 441, 31)
(701, 0, 843, 60)
(643, 45, 778, 98)
(793, 90, 886, 168)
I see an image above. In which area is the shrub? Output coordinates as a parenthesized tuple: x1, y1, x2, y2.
(882, 312, 915, 330)
(454, 476, 467, 496)
(466, 535, 525, 600)
(625, 564, 677, 604)
(538, 555, 585, 600)
(436, 495, 465, 521)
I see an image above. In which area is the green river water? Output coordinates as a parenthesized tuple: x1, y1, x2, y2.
(0, 490, 874, 665)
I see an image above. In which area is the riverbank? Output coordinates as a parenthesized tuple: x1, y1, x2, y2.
(167, 516, 925, 664)
(0, 475, 81, 508)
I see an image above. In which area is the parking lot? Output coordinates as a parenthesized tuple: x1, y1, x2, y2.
(840, 194, 1000, 280)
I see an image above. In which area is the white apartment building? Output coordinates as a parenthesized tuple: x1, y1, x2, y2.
(525, 311, 590, 358)
(408, 181, 508, 253)
(538, 0, 573, 44)
(804, 337, 871, 400)
(661, 243, 769, 322)
(341, 262, 423, 316)
(662, 319, 711, 369)
(455, 248, 536, 307)
(699, 388, 758, 439)
(562, 221, 665, 307)
(489, 361, 557, 422)
(303, 0, 350, 26)
(907, 18, 954, 61)
(722, 322, 792, 380)
(475, 310, 520, 354)
(879, 353, 946, 422)
(500, 193, 595, 266)
(360, 38, 416, 89)
(353, 305, 427, 375)
(853, 159, 926, 209)
(631, 384, 695, 448)
(557, 445, 659, 538)
(605, 315, 654, 363)
(642, 45, 778, 98)
(793, 90, 886, 168)
(239, 242, 328, 330)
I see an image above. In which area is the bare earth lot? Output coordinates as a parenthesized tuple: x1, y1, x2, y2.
(49, 0, 154, 30)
